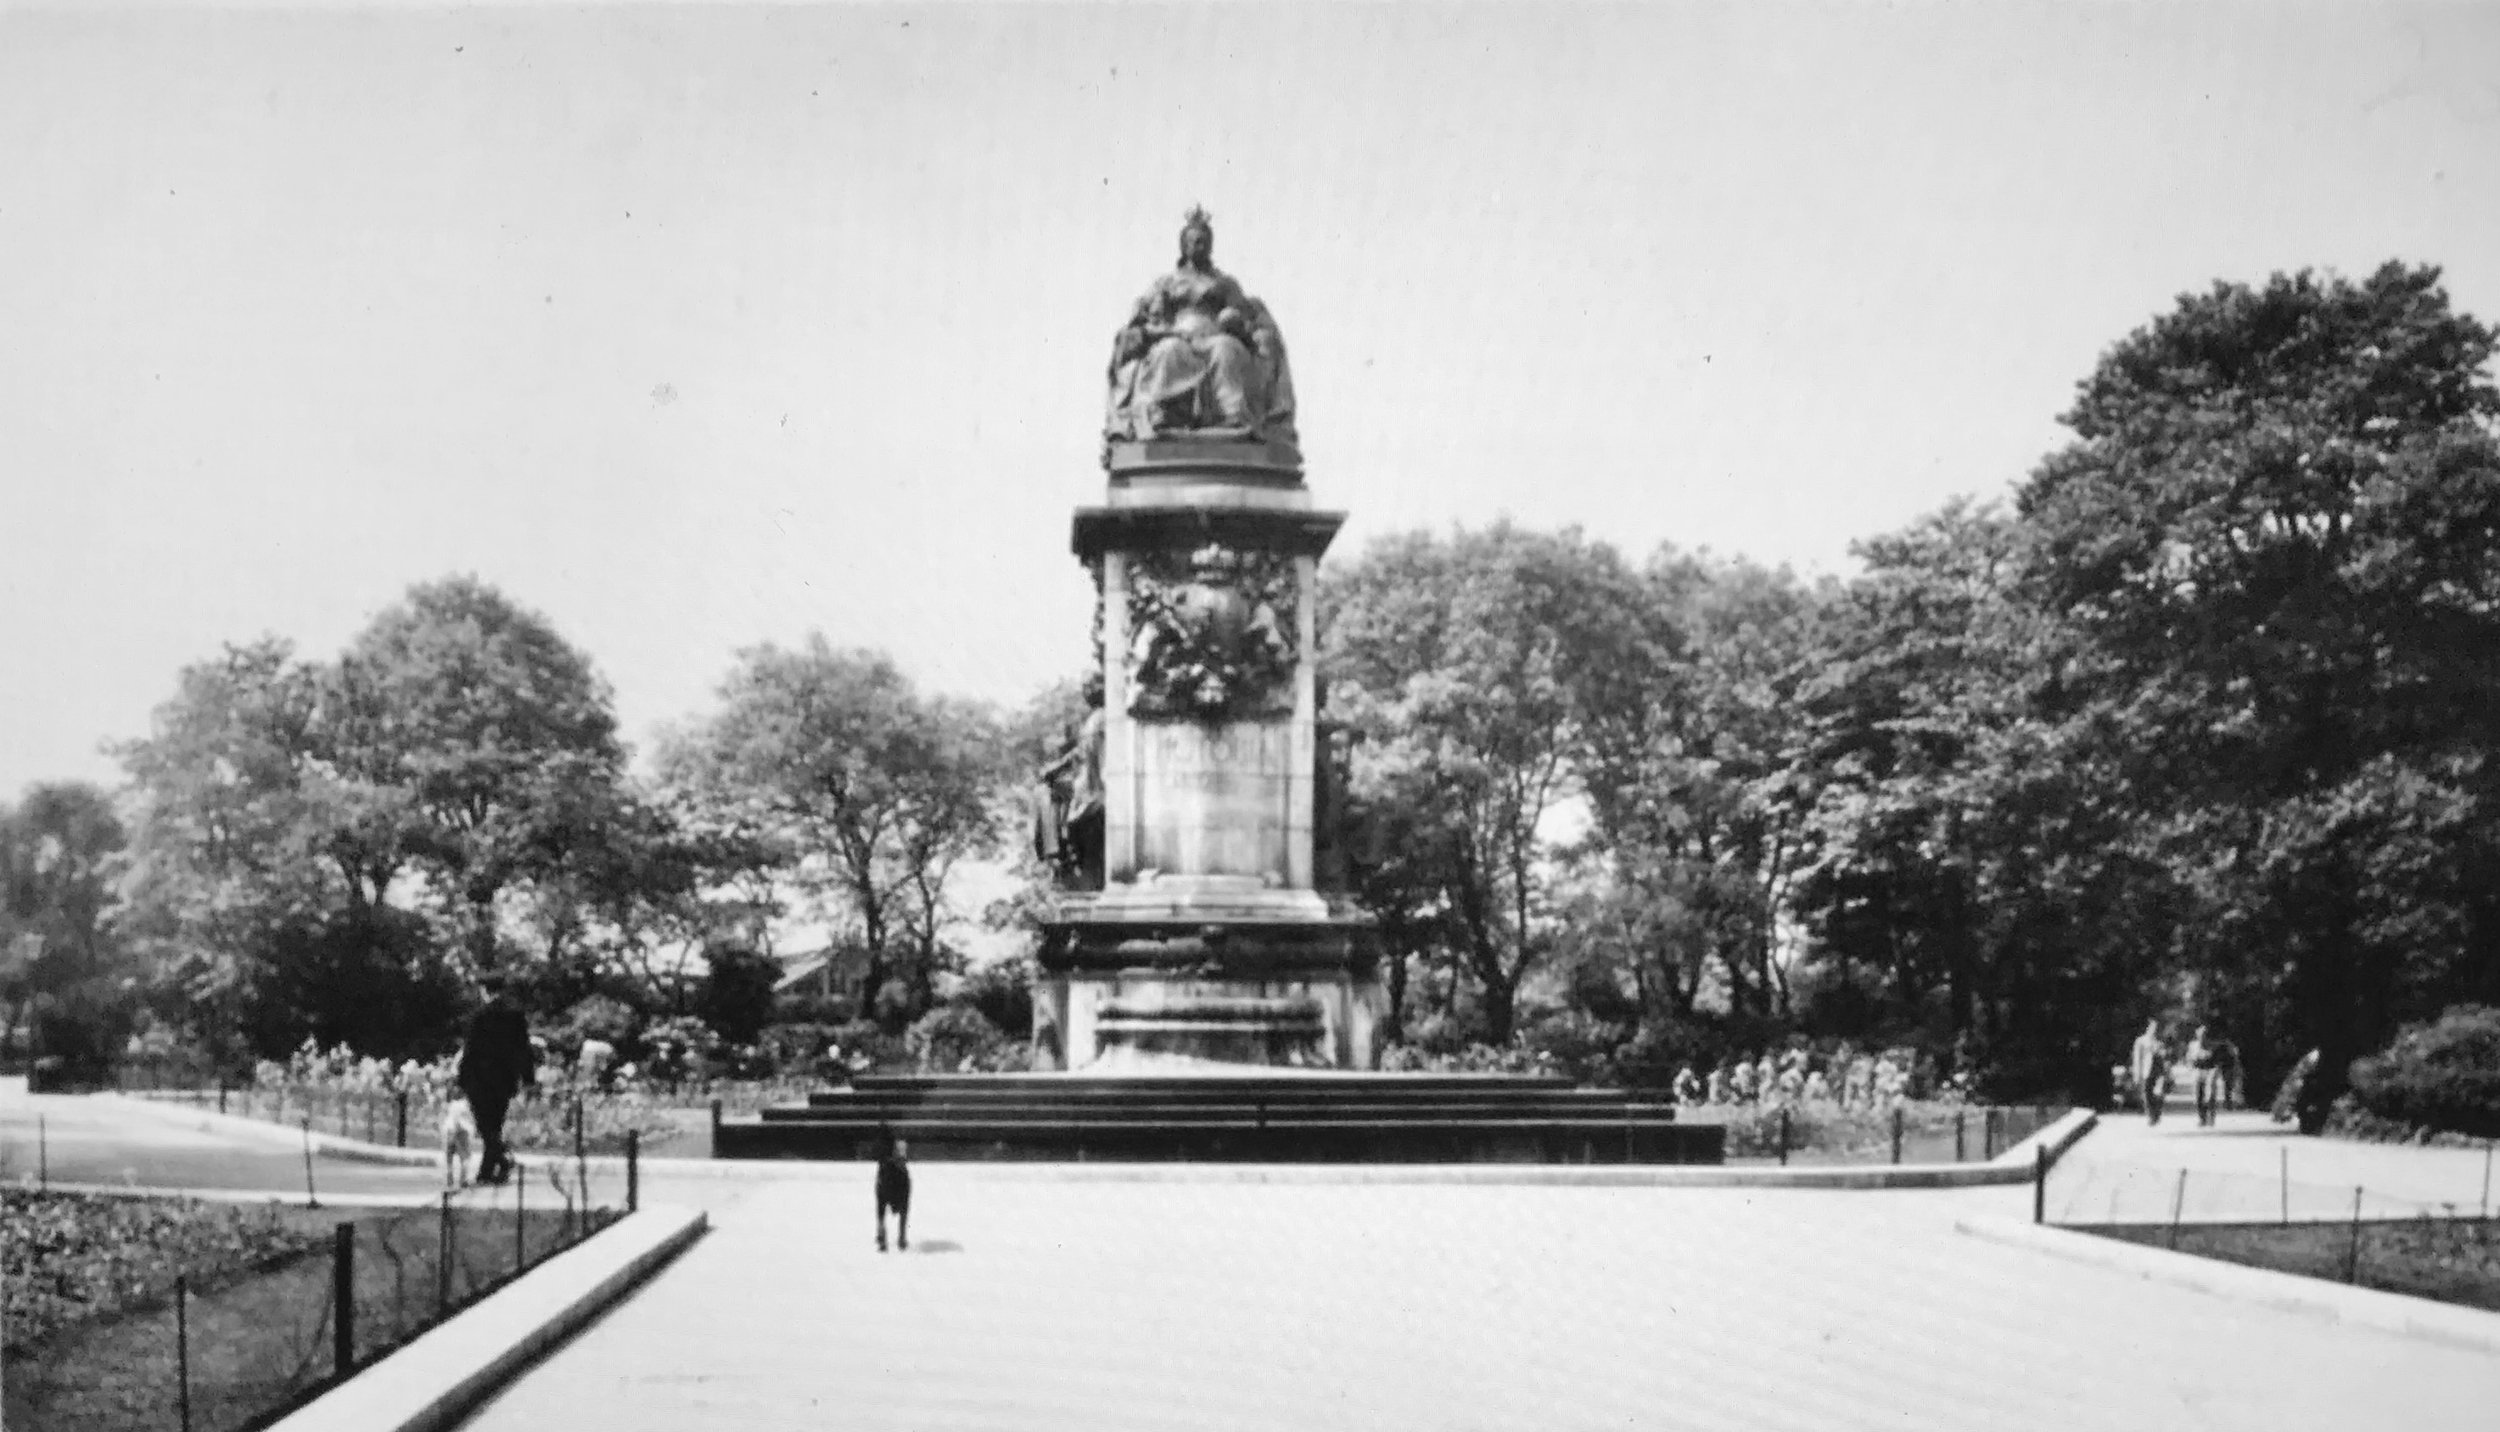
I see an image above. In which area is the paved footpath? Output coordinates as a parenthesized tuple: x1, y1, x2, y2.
(462, 1161, 2499, 1432)
(2050, 1107, 2500, 1223)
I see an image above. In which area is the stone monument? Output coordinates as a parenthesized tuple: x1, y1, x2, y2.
(1031, 207, 1384, 1071)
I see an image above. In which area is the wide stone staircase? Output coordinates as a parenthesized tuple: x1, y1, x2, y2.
(715, 1072, 1724, 1164)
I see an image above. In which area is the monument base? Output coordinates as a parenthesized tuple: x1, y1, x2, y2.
(1034, 883, 1384, 1072)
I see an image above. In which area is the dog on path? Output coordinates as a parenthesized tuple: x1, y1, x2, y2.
(441, 1093, 480, 1189)
(876, 1132, 911, 1252)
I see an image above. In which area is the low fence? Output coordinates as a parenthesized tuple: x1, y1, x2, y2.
(2042, 1143, 2499, 1228)
(128, 1075, 818, 1155)
(2033, 1137, 2500, 1309)
(1687, 1101, 2062, 1166)
(4, 1158, 635, 1432)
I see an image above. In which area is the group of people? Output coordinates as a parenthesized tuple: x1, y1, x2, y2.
(1667, 1047, 1916, 1109)
(2120, 1019, 2241, 1127)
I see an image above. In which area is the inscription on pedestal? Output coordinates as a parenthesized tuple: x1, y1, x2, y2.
(1127, 719, 1294, 880)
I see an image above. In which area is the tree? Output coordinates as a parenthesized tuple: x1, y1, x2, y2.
(323, 576, 630, 974)
(2018, 263, 2500, 1123)
(1574, 550, 1825, 1026)
(1324, 525, 1654, 1043)
(1786, 502, 2179, 1094)
(659, 639, 1003, 1028)
(0, 782, 134, 1071)
(115, 581, 669, 1062)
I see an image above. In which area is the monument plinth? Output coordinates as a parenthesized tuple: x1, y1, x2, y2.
(1032, 211, 1383, 1071)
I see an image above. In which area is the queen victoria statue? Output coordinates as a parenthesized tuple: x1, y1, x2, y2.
(1104, 207, 1299, 460)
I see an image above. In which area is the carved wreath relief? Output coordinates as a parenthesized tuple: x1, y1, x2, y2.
(1123, 543, 1298, 721)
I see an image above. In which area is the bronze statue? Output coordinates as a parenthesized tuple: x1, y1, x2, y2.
(1033, 706, 1105, 889)
(1105, 207, 1299, 453)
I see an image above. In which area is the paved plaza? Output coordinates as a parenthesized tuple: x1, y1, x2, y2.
(466, 1162, 2496, 1431)
(12, 1091, 2498, 1428)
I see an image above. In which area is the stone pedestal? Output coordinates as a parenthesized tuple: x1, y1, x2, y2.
(1036, 440, 1382, 1071)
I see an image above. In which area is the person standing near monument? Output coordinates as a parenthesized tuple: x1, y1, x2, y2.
(457, 971, 537, 1185)
(2184, 1024, 2225, 1126)
(2128, 1018, 2169, 1126)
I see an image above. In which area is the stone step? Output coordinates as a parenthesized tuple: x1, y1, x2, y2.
(837, 1073, 1574, 1096)
(717, 1116, 1721, 1165)
(767, 1100, 1678, 1124)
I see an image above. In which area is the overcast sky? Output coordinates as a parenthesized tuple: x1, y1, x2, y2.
(5, 1, 2498, 798)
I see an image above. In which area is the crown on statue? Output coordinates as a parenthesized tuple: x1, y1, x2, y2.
(1182, 204, 1213, 234)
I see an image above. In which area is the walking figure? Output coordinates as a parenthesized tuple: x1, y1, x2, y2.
(876, 1130, 912, 1252)
(457, 970, 537, 1185)
(2128, 1018, 2169, 1126)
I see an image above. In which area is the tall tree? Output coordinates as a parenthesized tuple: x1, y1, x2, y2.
(0, 783, 132, 1068)
(1324, 524, 1654, 1043)
(1575, 550, 1824, 1025)
(2018, 262, 2500, 1123)
(658, 639, 1003, 1025)
(322, 576, 629, 974)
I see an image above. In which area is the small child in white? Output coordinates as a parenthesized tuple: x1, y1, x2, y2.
(440, 1093, 480, 1189)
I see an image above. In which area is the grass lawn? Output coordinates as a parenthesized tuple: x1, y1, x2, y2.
(5, 1191, 615, 1432)
(2083, 1218, 2500, 1313)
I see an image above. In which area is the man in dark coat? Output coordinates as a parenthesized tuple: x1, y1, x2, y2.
(457, 973, 536, 1185)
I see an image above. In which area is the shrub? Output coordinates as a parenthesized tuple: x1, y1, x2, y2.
(1518, 1009, 1630, 1083)
(639, 1014, 719, 1085)
(836, 1019, 910, 1072)
(2347, 1005, 2500, 1139)
(905, 1004, 1010, 1073)
(1376, 1040, 1562, 1077)
(546, 995, 641, 1067)
(698, 945, 781, 1048)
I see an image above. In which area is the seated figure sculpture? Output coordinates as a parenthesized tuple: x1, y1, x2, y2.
(1105, 207, 1299, 456)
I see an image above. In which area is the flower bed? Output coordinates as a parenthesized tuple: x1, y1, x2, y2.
(5, 1187, 618, 1432)
(3, 1191, 328, 1350)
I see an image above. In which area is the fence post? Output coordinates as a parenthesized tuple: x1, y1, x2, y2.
(516, 1166, 528, 1274)
(574, 1096, 589, 1224)
(302, 1117, 320, 1208)
(1890, 1106, 1904, 1165)
(396, 1090, 410, 1148)
(1778, 1107, 1791, 1167)
(333, 1221, 356, 1378)
(2280, 1147, 2290, 1225)
(1954, 1109, 1966, 1163)
(218, 1081, 228, 1116)
(176, 1273, 193, 1432)
(710, 1096, 724, 1156)
(626, 1129, 640, 1213)
(1984, 1108, 1998, 1161)
(2034, 1145, 2048, 1224)
(438, 1192, 454, 1319)
(2345, 1186, 2365, 1283)
(2169, 1169, 2188, 1249)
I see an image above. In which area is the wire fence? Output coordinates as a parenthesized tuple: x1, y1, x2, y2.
(4, 1153, 635, 1432)
(2043, 1143, 2500, 1227)
(2035, 1139, 2500, 1312)
(128, 1074, 809, 1155)
(1691, 1101, 2064, 1166)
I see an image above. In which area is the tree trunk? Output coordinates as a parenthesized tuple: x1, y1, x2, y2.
(1479, 965, 1519, 1046)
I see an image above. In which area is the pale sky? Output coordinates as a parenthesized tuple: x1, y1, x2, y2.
(5, 1, 2498, 798)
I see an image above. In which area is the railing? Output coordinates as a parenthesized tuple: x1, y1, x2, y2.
(1681, 1100, 2063, 1166)
(2037, 1139, 2500, 1308)
(3, 1154, 635, 1432)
